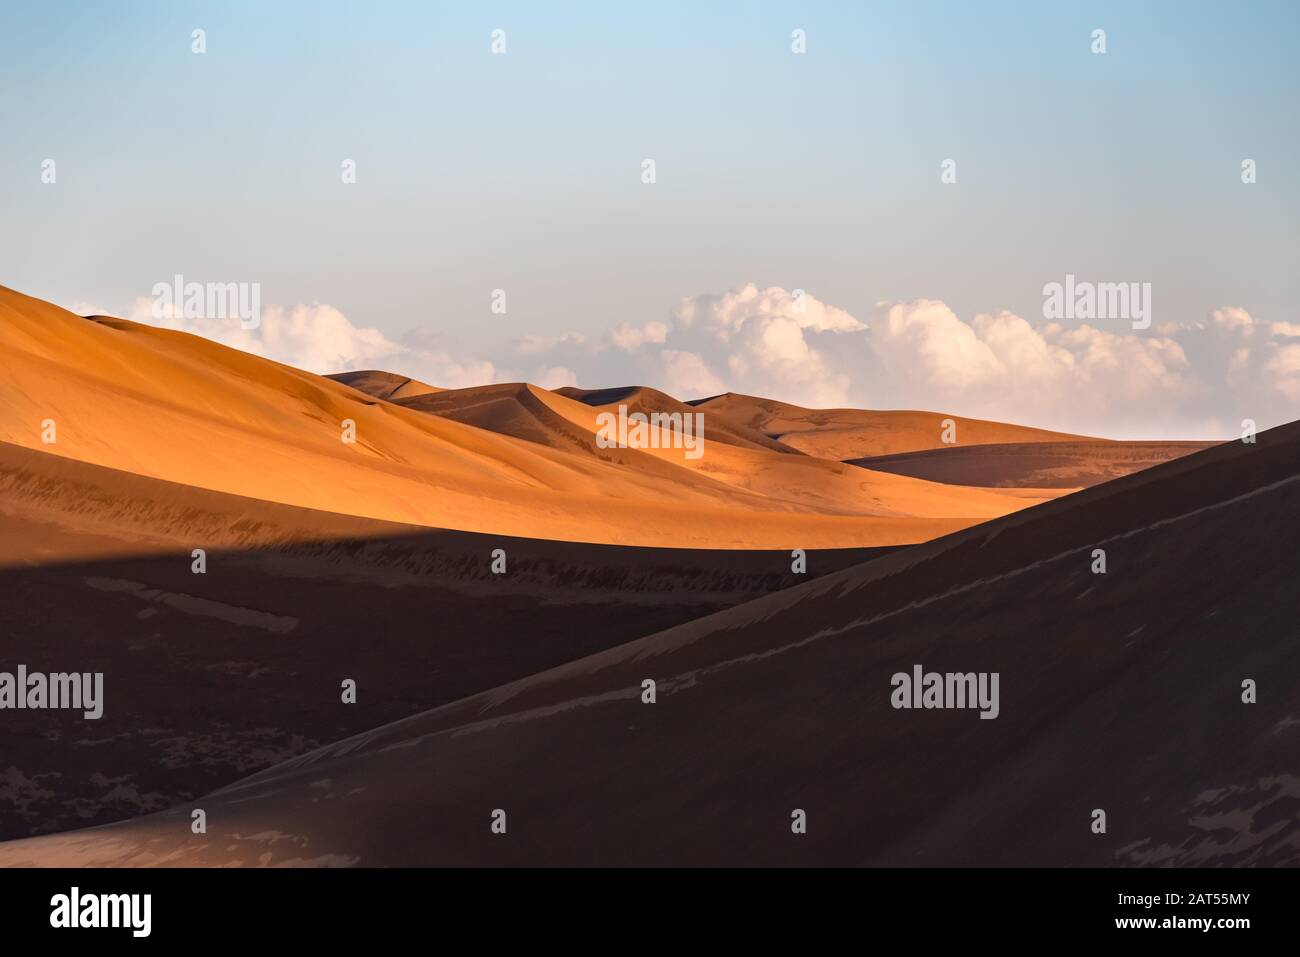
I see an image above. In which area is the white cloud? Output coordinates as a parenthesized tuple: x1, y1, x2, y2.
(870, 300, 1005, 391)
(1263, 344, 1300, 402)
(610, 321, 668, 351)
(98, 286, 1299, 438)
(1212, 306, 1255, 335)
(659, 350, 728, 398)
(532, 365, 579, 389)
(673, 283, 863, 338)
(662, 285, 863, 406)
(724, 312, 853, 406)
(123, 295, 505, 391)
(864, 300, 1203, 433)
(516, 332, 587, 356)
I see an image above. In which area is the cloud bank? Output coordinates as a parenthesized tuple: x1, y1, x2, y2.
(103, 283, 1298, 440)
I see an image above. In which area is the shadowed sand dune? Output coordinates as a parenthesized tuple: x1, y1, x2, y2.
(325, 370, 441, 401)
(850, 440, 1218, 489)
(0, 287, 1059, 548)
(5, 421, 1294, 866)
(0, 439, 892, 840)
(555, 384, 795, 454)
(691, 391, 1088, 459)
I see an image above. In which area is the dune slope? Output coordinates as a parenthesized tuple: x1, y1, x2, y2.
(325, 369, 441, 401)
(0, 438, 893, 840)
(400, 381, 1062, 519)
(556, 385, 795, 454)
(850, 440, 1218, 489)
(0, 287, 1049, 548)
(6, 420, 1295, 865)
(692, 391, 1089, 459)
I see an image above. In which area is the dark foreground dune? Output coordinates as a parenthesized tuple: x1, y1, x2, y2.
(3, 421, 1294, 866)
(849, 440, 1218, 489)
(0, 441, 886, 842)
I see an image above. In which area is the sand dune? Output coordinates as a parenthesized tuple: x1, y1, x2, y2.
(0, 438, 894, 840)
(0, 282, 1279, 866)
(0, 286, 1052, 548)
(850, 440, 1218, 489)
(326, 369, 441, 401)
(692, 391, 1088, 459)
(556, 385, 795, 454)
(10, 420, 1292, 865)
(398, 381, 1061, 520)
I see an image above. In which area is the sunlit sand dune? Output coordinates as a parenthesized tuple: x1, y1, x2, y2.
(0, 286, 1062, 548)
(691, 391, 1087, 459)
(400, 381, 1061, 518)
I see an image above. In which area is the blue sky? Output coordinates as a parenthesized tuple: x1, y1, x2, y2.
(2, 1, 1298, 436)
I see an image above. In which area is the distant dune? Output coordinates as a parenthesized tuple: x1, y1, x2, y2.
(326, 369, 441, 401)
(7, 420, 1293, 865)
(850, 440, 1218, 489)
(0, 286, 1065, 548)
(556, 385, 794, 453)
(691, 391, 1087, 459)
(400, 381, 1061, 521)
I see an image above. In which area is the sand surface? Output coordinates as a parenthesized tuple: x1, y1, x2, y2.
(850, 440, 1218, 488)
(0, 439, 892, 840)
(325, 370, 441, 401)
(4, 421, 1294, 865)
(0, 286, 1063, 548)
(0, 284, 1274, 866)
(690, 391, 1089, 459)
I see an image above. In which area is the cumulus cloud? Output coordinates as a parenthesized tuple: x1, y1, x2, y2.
(531, 365, 579, 389)
(870, 300, 1005, 391)
(1182, 306, 1300, 422)
(123, 295, 506, 391)
(1211, 306, 1255, 335)
(516, 332, 587, 356)
(102, 283, 1298, 438)
(659, 349, 728, 398)
(853, 299, 1206, 435)
(1263, 345, 1300, 402)
(674, 283, 863, 337)
(589, 288, 1292, 437)
(127, 296, 404, 370)
(610, 321, 668, 351)
(658, 284, 864, 406)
